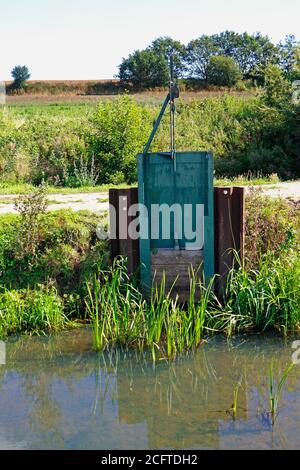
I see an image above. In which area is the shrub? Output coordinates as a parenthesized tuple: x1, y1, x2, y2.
(262, 64, 293, 107)
(90, 95, 152, 183)
(207, 56, 242, 87)
(0, 208, 109, 292)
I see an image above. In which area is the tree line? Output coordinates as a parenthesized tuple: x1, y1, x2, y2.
(118, 32, 300, 88)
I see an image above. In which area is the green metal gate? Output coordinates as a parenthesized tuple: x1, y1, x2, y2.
(138, 151, 214, 292)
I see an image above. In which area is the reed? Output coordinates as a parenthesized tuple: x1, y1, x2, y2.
(86, 259, 216, 358)
(268, 361, 294, 424)
(87, 243, 300, 357)
(212, 244, 300, 335)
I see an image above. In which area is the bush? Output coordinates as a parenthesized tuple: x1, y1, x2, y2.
(262, 64, 293, 107)
(89, 95, 152, 183)
(1, 93, 300, 185)
(206, 56, 242, 87)
(0, 204, 109, 292)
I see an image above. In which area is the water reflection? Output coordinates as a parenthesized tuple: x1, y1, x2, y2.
(0, 329, 299, 449)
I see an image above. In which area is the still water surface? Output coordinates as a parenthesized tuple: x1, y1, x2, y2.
(0, 328, 299, 449)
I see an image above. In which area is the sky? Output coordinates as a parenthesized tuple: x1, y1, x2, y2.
(0, 0, 299, 80)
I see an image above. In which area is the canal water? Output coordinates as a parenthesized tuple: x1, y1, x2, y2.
(0, 328, 299, 449)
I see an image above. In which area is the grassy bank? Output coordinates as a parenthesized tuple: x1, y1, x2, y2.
(86, 240, 300, 359)
(0, 181, 299, 348)
(0, 188, 109, 338)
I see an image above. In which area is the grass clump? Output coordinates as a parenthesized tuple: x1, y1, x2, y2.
(214, 241, 300, 335)
(86, 259, 215, 359)
(0, 285, 70, 339)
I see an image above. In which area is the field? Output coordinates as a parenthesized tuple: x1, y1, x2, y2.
(1, 87, 299, 191)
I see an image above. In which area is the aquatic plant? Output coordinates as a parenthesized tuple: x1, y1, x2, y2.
(212, 243, 300, 335)
(86, 258, 216, 358)
(268, 361, 294, 425)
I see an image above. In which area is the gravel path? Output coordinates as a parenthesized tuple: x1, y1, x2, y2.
(255, 181, 300, 200)
(0, 192, 109, 215)
(0, 181, 300, 215)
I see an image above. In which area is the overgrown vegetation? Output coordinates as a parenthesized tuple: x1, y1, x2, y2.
(0, 185, 300, 348)
(0, 187, 109, 338)
(87, 238, 300, 357)
(0, 285, 69, 338)
(86, 192, 300, 354)
(1, 87, 300, 184)
(86, 259, 215, 358)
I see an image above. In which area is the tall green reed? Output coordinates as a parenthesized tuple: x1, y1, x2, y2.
(86, 259, 216, 358)
(268, 361, 294, 425)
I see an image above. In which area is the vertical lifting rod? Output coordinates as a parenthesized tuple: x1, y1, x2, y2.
(143, 55, 179, 158)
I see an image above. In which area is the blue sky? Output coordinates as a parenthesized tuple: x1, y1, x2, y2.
(0, 0, 299, 80)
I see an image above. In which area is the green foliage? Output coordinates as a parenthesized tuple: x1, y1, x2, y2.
(63, 155, 99, 187)
(89, 95, 152, 183)
(219, 244, 300, 335)
(278, 35, 300, 78)
(149, 36, 186, 78)
(0, 208, 109, 292)
(185, 31, 279, 82)
(262, 64, 293, 107)
(1, 90, 300, 185)
(268, 361, 294, 424)
(186, 36, 219, 80)
(0, 285, 68, 339)
(11, 65, 31, 89)
(86, 259, 216, 358)
(118, 49, 169, 89)
(207, 56, 242, 87)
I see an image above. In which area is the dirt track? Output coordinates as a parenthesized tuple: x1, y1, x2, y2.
(0, 182, 300, 215)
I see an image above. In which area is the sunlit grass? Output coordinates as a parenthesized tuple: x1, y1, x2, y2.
(0, 285, 72, 339)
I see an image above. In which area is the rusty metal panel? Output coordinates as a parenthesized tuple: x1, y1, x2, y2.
(214, 186, 245, 297)
(109, 188, 139, 276)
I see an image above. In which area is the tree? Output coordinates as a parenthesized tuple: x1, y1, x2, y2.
(149, 36, 186, 77)
(11, 65, 31, 89)
(213, 31, 278, 78)
(186, 36, 219, 79)
(262, 64, 293, 107)
(206, 56, 242, 87)
(291, 47, 300, 80)
(185, 31, 278, 82)
(118, 49, 169, 89)
(278, 35, 299, 73)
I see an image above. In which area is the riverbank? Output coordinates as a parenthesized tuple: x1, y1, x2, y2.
(0, 188, 299, 351)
